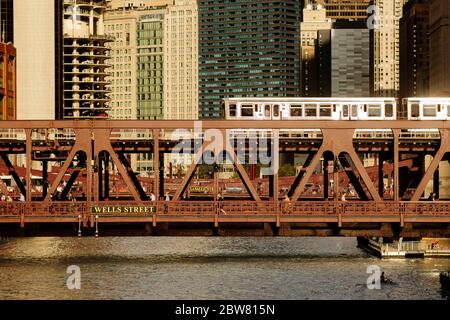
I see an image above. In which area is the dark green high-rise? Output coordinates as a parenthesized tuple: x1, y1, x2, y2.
(198, 0, 302, 119)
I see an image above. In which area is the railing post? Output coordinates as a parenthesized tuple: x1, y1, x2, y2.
(214, 210, 219, 228)
(338, 202, 343, 228)
(20, 203, 25, 228)
(399, 202, 405, 227)
(152, 207, 157, 228)
(276, 201, 281, 228)
(78, 214, 82, 237)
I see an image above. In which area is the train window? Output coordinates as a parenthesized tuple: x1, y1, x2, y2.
(363, 105, 368, 113)
(411, 104, 420, 117)
(273, 105, 280, 117)
(333, 104, 337, 113)
(351, 105, 358, 117)
(229, 104, 237, 117)
(423, 104, 437, 116)
(343, 105, 349, 117)
(241, 105, 254, 117)
(447, 105, 450, 117)
(305, 104, 317, 117)
(264, 105, 270, 117)
(255, 105, 259, 112)
(290, 104, 303, 117)
(438, 104, 441, 112)
(368, 104, 382, 117)
(319, 105, 332, 117)
(385, 104, 394, 117)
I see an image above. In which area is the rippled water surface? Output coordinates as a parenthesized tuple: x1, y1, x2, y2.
(0, 237, 449, 300)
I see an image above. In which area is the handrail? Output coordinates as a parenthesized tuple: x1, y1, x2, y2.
(1, 201, 449, 218)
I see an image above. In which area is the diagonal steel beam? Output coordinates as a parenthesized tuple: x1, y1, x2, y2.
(410, 129, 449, 202)
(43, 147, 79, 202)
(287, 152, 316, 198)
(291, 145, 326, 202)
(228, 148, 261, 202)
(43, 131, 91, 202)
(118, 153, 148, 200)
(93, 129, 143, 203)
(172, 139, 211, 201)
(222, 129, 261, 202)
(60, 157, 86, 200)
(344, 149, 383, 202)
(1, 153, 27, 198)
(339, 153, 369, 200)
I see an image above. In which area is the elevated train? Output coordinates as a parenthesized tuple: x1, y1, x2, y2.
(222, 97, 450, 121)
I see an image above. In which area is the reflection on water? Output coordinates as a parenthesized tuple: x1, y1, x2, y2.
(0, 237, 448, 300)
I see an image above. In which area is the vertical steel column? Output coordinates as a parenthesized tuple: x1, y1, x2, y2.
(94, 154, 99, 202)
(333, 156, 339, 201)
(393, 129, 400, 202)
(323, 155, 331, 200)
(86, 129, 93, 205)
(42, 160, 48, 199)
(25, 129, 32, 202)
(153, 129, 160, 199)
(272, 129, 279, 202)
(378, 153, 384, 198)
(98, 154, 103, 201)
(104, 156, 110, 199)
(213, 170, 219, 201)
(159, 157, 165, 200)
(433, 167, 440, 199)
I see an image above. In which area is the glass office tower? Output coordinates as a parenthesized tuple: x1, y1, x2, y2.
(198, 0, 302, 119)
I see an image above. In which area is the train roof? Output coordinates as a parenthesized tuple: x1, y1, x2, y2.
(222, 97, 397, 102)
(403, 97, 450, 102)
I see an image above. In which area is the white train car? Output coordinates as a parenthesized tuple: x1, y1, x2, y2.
(223, 97, 397, 121)
(404, 98, 450, 120)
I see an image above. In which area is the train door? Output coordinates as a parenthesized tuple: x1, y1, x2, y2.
(341, 105, 350, 120)
(272, 104, 281, 120)
(264, 105, 271, 120)
(350, 104, 359, 120)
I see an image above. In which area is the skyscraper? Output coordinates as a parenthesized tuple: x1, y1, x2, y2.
(198, 0, 302, 119)
(0, 42, 15, 120)
(0, 0, 13, 43)
(429, 0, 450, 96)
(105, 0, 198, 172)
(300, 3, 332, 96)
(372, 0, 408, 97)
(331, 22, 371, 97)
(63, 0, 112, 119)
(399, 0, 429, 99)
(0, 0, 14, 120)
(14, 0, 60, 120)
(316, 0, 371, 21)
(164, 0, 198, 120)
(105, 0, 198, 121)
(136, 12, 165, 120)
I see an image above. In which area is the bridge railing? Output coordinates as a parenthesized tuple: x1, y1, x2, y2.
(285, 202, 336, 215)
(0, 203, 23, 216)
(1, 201, 450, 219)
(340, 202, 401, 216)
(403, 202, 450, 216)
(26, 202, 87, 217)
(158, 201, 216, 215)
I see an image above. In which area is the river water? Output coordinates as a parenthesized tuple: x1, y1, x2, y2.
(0, 237, 448, 300)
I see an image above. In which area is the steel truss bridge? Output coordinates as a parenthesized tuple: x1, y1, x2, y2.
(0, 120, 449, 238)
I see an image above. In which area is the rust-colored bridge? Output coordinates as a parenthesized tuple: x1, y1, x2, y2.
(0, 120, 449, 237)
